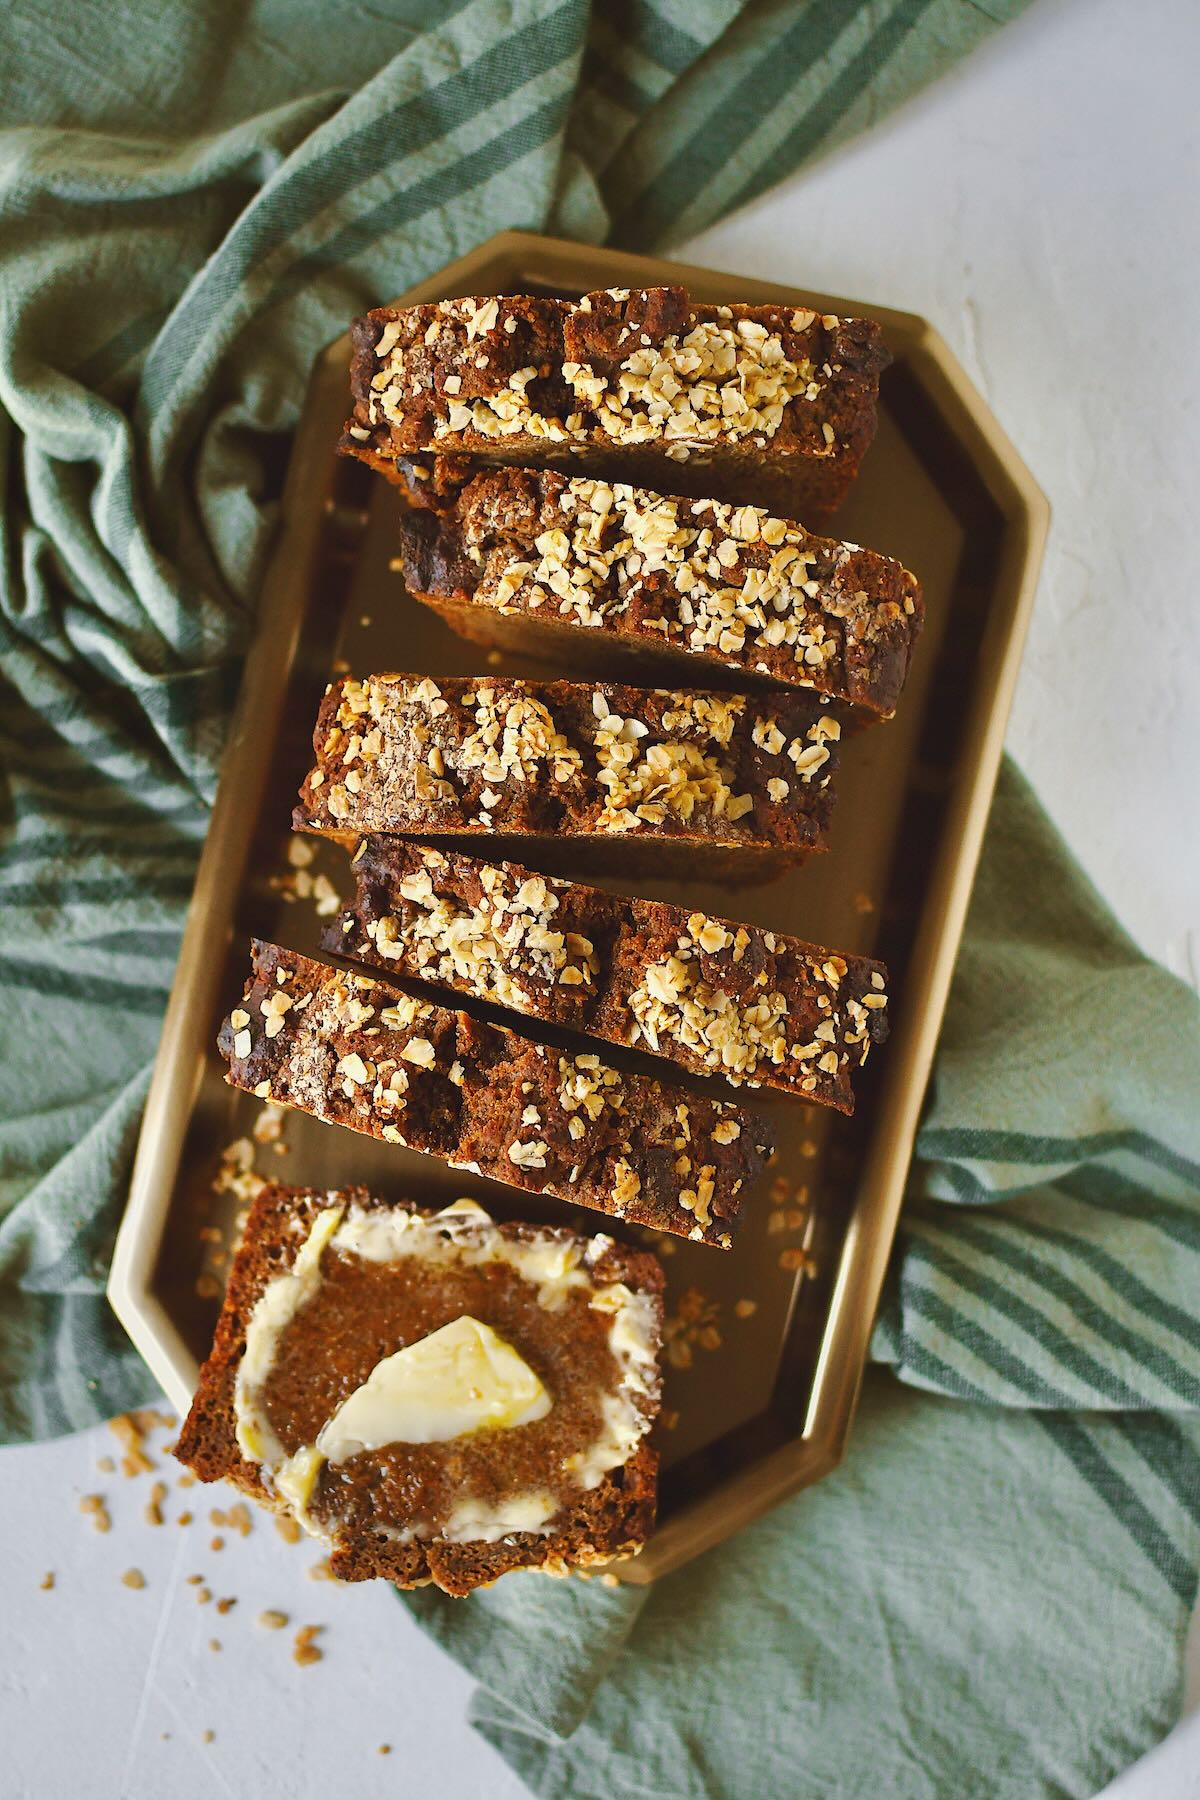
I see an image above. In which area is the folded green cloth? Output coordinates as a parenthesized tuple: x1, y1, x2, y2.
(406, 762, 1200, 1799)
(8, 3, 1197, 1797)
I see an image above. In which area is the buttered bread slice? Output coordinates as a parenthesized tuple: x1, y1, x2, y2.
(174, 1186, 664, 1594)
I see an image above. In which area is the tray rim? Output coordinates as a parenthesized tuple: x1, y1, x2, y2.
(109, 229, 1049, 1582)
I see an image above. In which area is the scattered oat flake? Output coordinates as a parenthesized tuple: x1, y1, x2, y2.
(122, 1569, 146, 1590)
(210, 1537, 225, 1552)
(216, 1597, 237, 1616)
(734, 1298, 758, 1320)
(178, 1512, 194, 1527)
(275, 1515, 302, 1546)
(293, 1624, 324, 1667)
(186, 1574, 204, 1586)
(197, 1587, 212, 1605)
(212, 1137, 266, 1206)
(209, 1639, 222, 1653)
(308, 1558, 338, 1582)
(211, 1502, 252, 1538)
(145, 1481, 168, 1526)
(253, 1102, 287, 1145)
(80, 1494, 111, 1533)
(853, 891, 876, 914)
(258, 1610, 289, 1631)
(779, 1248, 813, 1273)
(178, 1473, 196, 1489)
(97, 1456, 115, 1474)
(665, 1286, 722, 1367)
(202, 1730, 215, 1745)
(110, 1413, 155, 1474)
(40, 1571, 54, 1591)
(378, 1745, 392, 1756)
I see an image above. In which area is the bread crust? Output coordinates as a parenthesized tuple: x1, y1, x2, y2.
(326, 839, 889, 1113)
(392, 457, 921, 718)
(339, 286, 889, 524)
(219, 941, 773, 1245)
(292, 674, 839, 882)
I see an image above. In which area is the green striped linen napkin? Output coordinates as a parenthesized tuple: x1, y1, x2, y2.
(405, 759, 1200, 1800)
(4, 2, 1197, 1795)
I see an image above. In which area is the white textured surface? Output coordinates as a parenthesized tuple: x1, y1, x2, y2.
(2, 0, 1197, 1794)
(687, 0, 1200, 991)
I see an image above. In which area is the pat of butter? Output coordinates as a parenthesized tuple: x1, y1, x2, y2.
(316, 1315, 550, 1463)
(274, 1445, 325, 1527)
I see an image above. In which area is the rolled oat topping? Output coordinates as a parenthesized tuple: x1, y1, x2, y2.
(327, 842, 889, 1113)
(294, 674, 837, 857)
(355, 288, 885, 456)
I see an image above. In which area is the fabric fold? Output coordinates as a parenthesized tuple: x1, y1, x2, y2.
(873, 761, 1200, 1412)
(408, 1376, 1200, 1799)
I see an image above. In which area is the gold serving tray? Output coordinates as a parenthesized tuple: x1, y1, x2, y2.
(109, 232, 1047, 1582)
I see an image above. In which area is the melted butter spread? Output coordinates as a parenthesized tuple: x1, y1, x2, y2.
(316, 1315, 550, 1461)
(231, 1198, 658, 1545)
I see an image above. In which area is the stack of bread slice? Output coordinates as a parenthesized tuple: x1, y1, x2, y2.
(182, 282, 922, 1590)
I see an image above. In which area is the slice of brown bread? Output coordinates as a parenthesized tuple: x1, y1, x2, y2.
(292, 674, 839, 882)
(325, 839, 890, 1114)
(220, 941, 773, 1246)
(392, 457, 922, 718)
(173, 1184, 664, 1594)
(339, 285, 889, 524)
